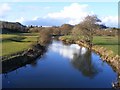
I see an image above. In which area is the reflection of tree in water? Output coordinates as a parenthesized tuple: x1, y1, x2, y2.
(71, 47, 99, 78)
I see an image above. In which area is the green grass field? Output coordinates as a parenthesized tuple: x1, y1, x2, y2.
(1, 33, 39, 56)
(1, 33, 119, 56)
(60, 35, 119, 55)
(93, 36, 119, 55)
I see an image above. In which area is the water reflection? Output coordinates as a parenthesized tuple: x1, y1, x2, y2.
(71, 50, 98, 78)
(50, 40, 100, 78)
(50, 41, 87, 60)
(2, 40, 117, 88)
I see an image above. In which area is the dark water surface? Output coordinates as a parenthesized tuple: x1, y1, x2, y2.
(2, 40, 117, 88)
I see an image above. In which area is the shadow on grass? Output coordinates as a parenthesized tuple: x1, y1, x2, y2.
(2, 37, 31, 43)
(93, 42, 120, 45)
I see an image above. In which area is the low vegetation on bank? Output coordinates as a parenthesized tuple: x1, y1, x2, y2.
(60, 35, 119, 55)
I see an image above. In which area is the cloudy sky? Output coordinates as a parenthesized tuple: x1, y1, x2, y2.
(0, 1, 118, 27)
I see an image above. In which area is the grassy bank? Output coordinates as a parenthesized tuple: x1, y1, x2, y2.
(60, 35, 119, 55)
(1, 33, 39, 56)
(93, 36, 119, 55)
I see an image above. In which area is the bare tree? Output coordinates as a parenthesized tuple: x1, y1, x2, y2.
(60, 24, 74, 35)
(72, 15, 101, 48)
(38, 28, 51, 46)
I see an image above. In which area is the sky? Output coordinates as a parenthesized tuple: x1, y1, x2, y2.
(0, 1, 119, 27)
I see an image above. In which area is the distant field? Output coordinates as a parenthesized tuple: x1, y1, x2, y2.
(1, 33, 39, 56)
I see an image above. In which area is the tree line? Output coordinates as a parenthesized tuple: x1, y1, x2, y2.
(0, 18, 118, 37)
(28, 16, 118, 37)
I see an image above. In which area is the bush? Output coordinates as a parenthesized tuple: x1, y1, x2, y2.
(38, 28, 51, 46)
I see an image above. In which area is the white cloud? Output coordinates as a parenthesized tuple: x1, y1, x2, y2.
(50, 42, 87, 60)
(0, 3, 11, 17)
(46, 3, 93, 25)
(23, 3, 117, 27)
(15, 17, 25, 23)
(32, 16, 39, 20)
(101, 16, 118, 27)
(24, 3, 93, 26)
(47, 3, 88, 19)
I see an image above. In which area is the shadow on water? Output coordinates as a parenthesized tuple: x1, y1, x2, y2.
(2, 35, 52, 74)
(70, 44, 120, 88)
(71, 49, 99, 78)
(50, 40, 100, 78)
(2, 45, 47, 74)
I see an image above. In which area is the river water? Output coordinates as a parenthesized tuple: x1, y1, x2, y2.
(2, 40, 117, 88)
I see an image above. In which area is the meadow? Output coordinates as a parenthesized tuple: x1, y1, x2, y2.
(1, 33, 39, 56)
(60, 35, 119, 55)
(93, 36, 119, 55)
(1, 32, 119, 56)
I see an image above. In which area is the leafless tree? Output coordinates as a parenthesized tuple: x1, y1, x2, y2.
(72, 15, 101, 48)
(60, 24, 74, 35)
(38, 28, 51, 46)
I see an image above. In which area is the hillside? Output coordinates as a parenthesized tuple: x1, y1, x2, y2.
(0, 21, 28, 33)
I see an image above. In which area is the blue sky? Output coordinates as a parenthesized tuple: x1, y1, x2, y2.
(0, 1, 118, 27)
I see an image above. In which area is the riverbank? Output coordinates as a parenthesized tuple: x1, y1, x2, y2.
(59, 36, 120, 88)
(2, 39, 118, 88)
(2, 43, 46, 73)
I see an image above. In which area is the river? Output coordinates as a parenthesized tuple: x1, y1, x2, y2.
(1, 39, 117, 88)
